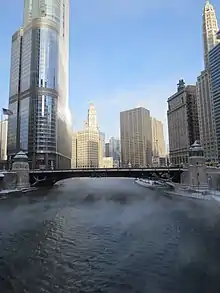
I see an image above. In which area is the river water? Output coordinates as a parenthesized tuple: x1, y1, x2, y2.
(1, 178, 220, 293)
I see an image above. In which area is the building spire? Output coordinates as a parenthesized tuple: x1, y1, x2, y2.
(88, 103, 98, 131)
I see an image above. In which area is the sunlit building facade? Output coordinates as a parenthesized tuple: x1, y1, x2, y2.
(196, 0, 219, 162)
(203, 0, 220, 68)
(76, 130, 100, 168)
(71, 132, 77, 168)
(0, 120, 8, 161)
(120, 107, 152, 167)
(151, 118, 166, 157)
(7, 0, 71, 169)
(167, 80, 200, 166)
(102, 157, 113, 168)
(75, 104, 104, 168)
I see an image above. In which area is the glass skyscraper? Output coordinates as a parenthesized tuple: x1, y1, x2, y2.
(209, 41, 220, 161)
(8, 0, 71, 169)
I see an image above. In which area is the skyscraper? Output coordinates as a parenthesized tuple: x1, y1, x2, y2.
(167, 80, 200, 166)
(120, 107, 152, 167)
(7, 0, 71, 169)
(76, 104, 102, 168)
(109, 137, 121, 163)
(0, 120, 8, 161)
(151, 118, 166, 158)
(196, 70, 217, 161)
(209, 41, 220, 161)
(196, 0, 219, 162)
(203, 0, 219, 68)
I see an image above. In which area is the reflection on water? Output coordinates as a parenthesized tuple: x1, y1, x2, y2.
(0, 178, 220, 292)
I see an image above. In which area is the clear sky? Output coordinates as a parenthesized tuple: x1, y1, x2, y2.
(1, 0, 219, 142)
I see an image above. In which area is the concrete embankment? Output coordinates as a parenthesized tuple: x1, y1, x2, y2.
(0, 172, 17, 191)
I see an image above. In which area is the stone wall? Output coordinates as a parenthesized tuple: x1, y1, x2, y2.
(0, 172, 17, 191)
(181, 167, 220, 190)
(207, 171, 220, 190)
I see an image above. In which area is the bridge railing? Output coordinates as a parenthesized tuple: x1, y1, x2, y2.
(30, 167, 186, 173)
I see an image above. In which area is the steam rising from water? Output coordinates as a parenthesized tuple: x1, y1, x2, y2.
(1, 178, 220, 292)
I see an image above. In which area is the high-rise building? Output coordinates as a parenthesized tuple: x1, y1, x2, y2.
(120, 107, 152, 167)
(109, 137, 121, 162)
(71, 132, 77, 168)
(76, 104, 102, 168)
(203, 0, 220, 68)
(99, 132, 105, 157)
(209, 41, 220, 161)
(0, 120, 8, 161)
(167, 80, 200, 166)
(196, 0, 219, 162)
(105, 143, 110, 157)
(151, 118, 166, 157)
(7, 0, 71, 169)
(76, 130, 100, 168)
(196, 70, 217, 161)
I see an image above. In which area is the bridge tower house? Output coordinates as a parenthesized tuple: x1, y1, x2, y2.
(187, 141, 208, 190)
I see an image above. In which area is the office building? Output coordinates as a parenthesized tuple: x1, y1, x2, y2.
(151, 117, 166, 167)
(102, 157, 113, 168)
(7, 0, 71, 169)
(209, 42, 220, 161)
(196, 70, 217, 161)
(108, 137, 121, 164)
(196, 0, 219, 162)
(151, 118, 166, 157)
(71, 132, 77, 168)
(120, 107, 152, 167)
(167, 80, 200, 166)
(0, 120, 8, 161)
(105, 143, 110, 157)
(76, 130, 100, 168)
(99, 132, 105, 157)
(76, 104, 103, 168)
(203, 0, 220, 68)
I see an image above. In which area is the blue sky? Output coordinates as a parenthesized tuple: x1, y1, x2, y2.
(1, 0, 219, 142)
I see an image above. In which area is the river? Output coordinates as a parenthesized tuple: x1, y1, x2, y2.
(0, 178, 220, 292)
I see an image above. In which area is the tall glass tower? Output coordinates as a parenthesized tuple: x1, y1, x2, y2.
(7, 0, 71, 169)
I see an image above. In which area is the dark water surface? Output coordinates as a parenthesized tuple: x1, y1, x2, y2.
(1, 178, 220, 293)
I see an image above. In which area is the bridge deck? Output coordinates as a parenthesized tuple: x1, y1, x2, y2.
(30, 167, 186, 174)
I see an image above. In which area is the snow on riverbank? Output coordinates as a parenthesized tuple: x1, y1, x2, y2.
(135, 178, 220, 202)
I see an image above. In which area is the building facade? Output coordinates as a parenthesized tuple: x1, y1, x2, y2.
(100, 132, 105, 157)
(196, 70, 217, 161)
(120, 107, 152, 167)
(0, 120, 8, 161)
(196, 0, 219, 162)
(203, 0, 220, 68)
(108, 137, 121, 165)
(71, 132, 77, 168)
(105, 143, 110, 157)
(151, 118, 166, 157)
(209, 42, 220, 161)
(167, 80, 200, 166)
(102, 157, 113, 168)
(76, 130, 100, 168)
(75, 104, 104, 168)
(8, 0, 71, 169)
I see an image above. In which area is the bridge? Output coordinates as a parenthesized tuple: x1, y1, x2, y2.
(29, 167, 186, 186)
